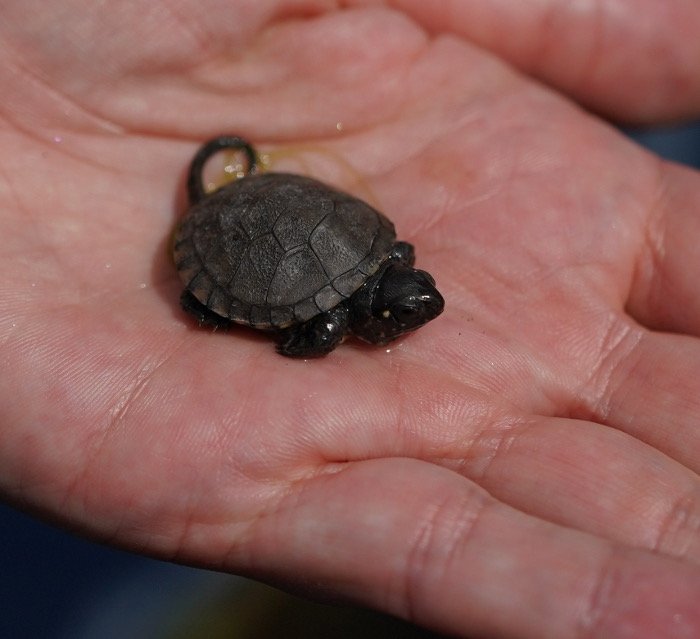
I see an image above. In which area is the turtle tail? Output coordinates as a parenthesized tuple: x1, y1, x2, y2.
(186, 135, 258, 205)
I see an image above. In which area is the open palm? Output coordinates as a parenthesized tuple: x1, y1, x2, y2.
(2, 2, 700, 637)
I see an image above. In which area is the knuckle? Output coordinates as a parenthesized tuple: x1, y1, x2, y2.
(399, 486, 491, 622)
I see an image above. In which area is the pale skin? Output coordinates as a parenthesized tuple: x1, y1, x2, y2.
(2, 1, 700, 637)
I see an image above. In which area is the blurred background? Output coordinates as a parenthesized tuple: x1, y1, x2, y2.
(0, 501, 443, 639)
(2, 122, 700, 639)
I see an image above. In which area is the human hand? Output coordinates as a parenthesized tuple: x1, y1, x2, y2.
(2, 2, 700, 637)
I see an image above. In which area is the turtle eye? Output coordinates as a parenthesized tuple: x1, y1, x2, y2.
(391, 303, 420, 325)
(395, 305, 417, 320)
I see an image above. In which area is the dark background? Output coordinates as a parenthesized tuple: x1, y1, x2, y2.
(2, 121, 700, 638)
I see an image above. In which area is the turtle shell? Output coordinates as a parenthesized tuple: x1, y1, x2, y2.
(173, 173, 396, 329)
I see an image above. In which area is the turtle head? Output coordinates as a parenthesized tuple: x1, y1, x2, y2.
(351, 263, 444, 344)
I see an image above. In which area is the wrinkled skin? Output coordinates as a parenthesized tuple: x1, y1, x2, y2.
(2, 2, 700, 637)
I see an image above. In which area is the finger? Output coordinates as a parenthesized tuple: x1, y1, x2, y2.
(370, 0, 700, 122)
(237, 458, 700, 639)
(450, 415, 700, 566)
(239, 351, 700, 565)
(580, 326, 700, 476)
(627, 162, 700, 336)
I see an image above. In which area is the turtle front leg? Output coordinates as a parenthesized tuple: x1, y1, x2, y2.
(388, 241, 415, 266)
(276, 304, 349, 358)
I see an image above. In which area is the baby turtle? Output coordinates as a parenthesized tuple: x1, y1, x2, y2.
(173, 136, 444, 357)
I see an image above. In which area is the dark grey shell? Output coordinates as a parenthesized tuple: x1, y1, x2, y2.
(173, 173, 396, 329)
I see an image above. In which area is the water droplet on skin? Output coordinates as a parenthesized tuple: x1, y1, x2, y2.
(336, 122, 344, 132)
(223, 163, 246, 180)
(138, 283, 147, 289)
(104, 263, 112, 270)
(259, 153, 271, 169)
(53, 135, 63, 143)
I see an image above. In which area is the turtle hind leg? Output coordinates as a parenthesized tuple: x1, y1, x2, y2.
(276, 305, 349, 358)
(180, 290, 232, 330)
